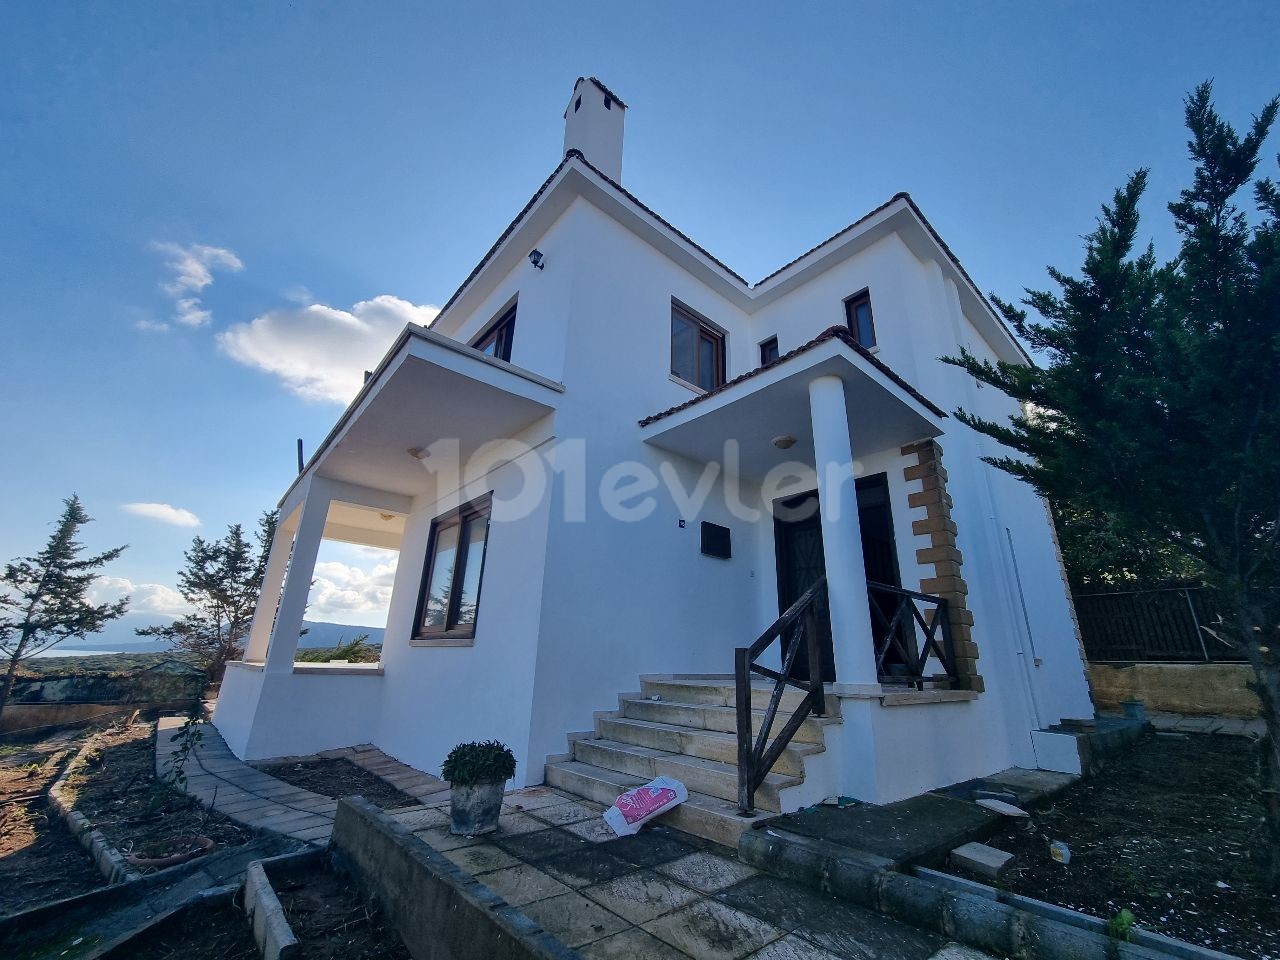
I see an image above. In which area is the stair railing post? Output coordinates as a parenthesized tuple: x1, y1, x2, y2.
(735, 646, 755, 816)
(805, 597, 824, 718)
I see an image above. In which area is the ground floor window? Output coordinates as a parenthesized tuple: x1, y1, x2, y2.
(415, 495, 492, 641)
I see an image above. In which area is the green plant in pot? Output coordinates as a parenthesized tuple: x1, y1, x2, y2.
(442, 740, 516, 835)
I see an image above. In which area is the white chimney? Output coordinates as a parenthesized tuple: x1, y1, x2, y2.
(563, 77, 626, 182)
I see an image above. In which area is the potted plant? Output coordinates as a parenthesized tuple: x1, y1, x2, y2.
(442, 740, 516, 835)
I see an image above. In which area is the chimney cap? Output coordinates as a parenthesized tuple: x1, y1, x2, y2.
(564, 76, 628, 117)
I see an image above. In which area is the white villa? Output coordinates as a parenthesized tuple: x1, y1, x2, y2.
(214, 78, 1095, 843)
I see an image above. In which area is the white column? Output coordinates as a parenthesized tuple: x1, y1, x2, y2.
(264, 487, 329, 674)
(243, 525, 295, 663)
(809, 375, 879, 687)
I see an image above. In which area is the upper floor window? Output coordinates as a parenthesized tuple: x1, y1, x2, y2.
(844, 290, 876, 349)
(472, 304, 516, 362)
(416, 495, 492, 642)
(759, 336, 780, 366)
(671, 302, 725, 391)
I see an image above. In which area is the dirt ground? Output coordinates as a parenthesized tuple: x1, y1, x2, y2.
(976, 732, 1278, 959)
(273, 864, 412, 959)
(60, 718, 251, 861)
(255, 757, 418, 809)
(0, 729, 103, 915)
(114, 899, 259, 960)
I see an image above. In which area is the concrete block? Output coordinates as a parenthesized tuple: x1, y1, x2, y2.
(950, 842, 1015, 880)
(1030, 730, 1084, 775)
(244, 862, 300, 960)
(876, 870, 947, 930)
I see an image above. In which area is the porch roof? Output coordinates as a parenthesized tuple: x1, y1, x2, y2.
(283, 325, 564, 504)
(639, 327, 946, 481)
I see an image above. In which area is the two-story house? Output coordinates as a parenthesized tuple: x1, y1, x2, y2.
(213, 78, 1094, 845)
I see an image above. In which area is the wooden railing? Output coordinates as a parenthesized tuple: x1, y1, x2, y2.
(867, 580, 957, 689)
(735, 577, 827, 816)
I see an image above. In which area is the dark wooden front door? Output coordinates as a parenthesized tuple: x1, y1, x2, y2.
(774, 474, 902, 683)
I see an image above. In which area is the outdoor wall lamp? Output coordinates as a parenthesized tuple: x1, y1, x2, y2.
(772, 435, 797, 449)
(528, 249, 545, 270)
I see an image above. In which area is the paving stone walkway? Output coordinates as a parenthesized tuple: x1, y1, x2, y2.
(157, 719, 449, 845)
(1147, 711, 1265, 737)
(156, 716, 338, 844)
(392, 785, 991, 960)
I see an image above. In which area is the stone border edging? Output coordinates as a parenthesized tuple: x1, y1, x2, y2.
(739, 826, 1241, 960)
(243, 851, 315, 960)
(47, 730, 141, 884)
(331, 796, 583, 960)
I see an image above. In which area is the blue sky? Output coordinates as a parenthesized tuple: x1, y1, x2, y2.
(1, 2, 1277, 628)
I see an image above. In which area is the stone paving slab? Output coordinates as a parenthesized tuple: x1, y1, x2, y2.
(1146, 711, 1265, 737)
(762, 793, 998, 867)
(414, 785, 984, 960)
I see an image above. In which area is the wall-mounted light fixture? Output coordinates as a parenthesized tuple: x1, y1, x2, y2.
(772, 435, 797, 450)
(528, 249, 545, 270)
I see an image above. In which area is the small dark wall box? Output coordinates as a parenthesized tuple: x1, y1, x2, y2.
(701, 521, 731, 559)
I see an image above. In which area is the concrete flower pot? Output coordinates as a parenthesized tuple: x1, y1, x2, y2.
(1121, 698, 1147, 721)
(449, 781, 504, 835)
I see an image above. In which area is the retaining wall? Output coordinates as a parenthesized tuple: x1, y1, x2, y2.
(1088, 662, 1260, 718)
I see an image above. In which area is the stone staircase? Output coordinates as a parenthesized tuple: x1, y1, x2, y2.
(544, 675, 841, 846)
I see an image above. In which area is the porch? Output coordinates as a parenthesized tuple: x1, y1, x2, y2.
(637, 326, 985, 814)
(213, 323, 563, 762)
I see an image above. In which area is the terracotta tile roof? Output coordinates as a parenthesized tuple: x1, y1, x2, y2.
(638, 325, 947, 427)
(573, 76, 628, 109)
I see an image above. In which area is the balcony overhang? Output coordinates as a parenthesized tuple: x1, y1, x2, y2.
(284, 326, 564, 504)
(640, 328, 945, 482)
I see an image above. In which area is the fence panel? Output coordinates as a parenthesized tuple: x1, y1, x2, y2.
(1073, 586, 1245, 662)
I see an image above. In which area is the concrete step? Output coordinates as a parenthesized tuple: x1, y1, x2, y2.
(543, 759, 767, 848)
(597, 715, 820, 778)
(571, 738, 797, 811)
(640, 677, 837, 715)
(620, 697, 834, 745)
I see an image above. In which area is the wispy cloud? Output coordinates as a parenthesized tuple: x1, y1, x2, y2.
(122, 502, 202, 527)
(218, 295, 439, 404)
(91, 576, 192, 618)
(150, 241, 244, 329)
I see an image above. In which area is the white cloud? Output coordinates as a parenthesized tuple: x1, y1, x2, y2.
(218, 295, 439, 404)
(122, 502, 202, 527)
(307, 557, 399, 624)
(151, 241, 244, 328)
(91, 576, 192, 618)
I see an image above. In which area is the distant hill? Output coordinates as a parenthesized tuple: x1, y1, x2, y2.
(32, 611, 386, 657)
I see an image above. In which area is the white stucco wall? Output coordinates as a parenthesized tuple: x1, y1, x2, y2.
(219, 174, 1094, 802)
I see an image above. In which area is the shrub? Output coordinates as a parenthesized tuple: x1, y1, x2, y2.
(442, 740, 516, 786)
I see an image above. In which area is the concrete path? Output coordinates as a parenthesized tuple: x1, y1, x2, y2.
(1147, 711, 1265, 738)
(155, 719, 452, 845)
(156, 717, 338, 844)
(315, 742, 450, 803)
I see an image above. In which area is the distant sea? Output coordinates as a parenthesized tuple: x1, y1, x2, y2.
(29, 616, 387, 660)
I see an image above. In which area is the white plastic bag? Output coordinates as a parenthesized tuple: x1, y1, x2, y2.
(603, 776, 689, 837)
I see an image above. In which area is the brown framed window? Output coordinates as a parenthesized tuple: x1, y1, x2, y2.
(472, 304, 516, 362)
(670, 302, 725, 391)
(415, 495, 492, 641)
(759, 336, 780, 366)
(843, 290, 876, 348)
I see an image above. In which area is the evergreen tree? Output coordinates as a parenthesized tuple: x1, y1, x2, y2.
(944, 83, 1280, 886)
(140, 511, 276, 681)
(0, 496, 129, 722)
